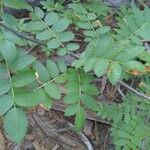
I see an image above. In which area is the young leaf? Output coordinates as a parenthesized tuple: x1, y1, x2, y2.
(108, 63, 122, 85)
(81, 94, 98, 111)
(64, 103, 79, 116)
(75, 106, 86, 132)
(46, 60, 59, 78)
(4, 108, 28, 144)
(44, 83, 61, 100)
(12, 70, 35, 87)
(94, 59, 109, 77)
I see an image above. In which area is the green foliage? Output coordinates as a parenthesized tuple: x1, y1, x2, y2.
(0, 0, 150, 149)
(4, 108, 28, 144)
(63, 69, 99, 131)
(4, 0, 32, 11)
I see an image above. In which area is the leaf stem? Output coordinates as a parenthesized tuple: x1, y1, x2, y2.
(34, 73, 66, 91)
(76, 69, 82, 108)
(119, 81, 150, 101)
(39, 18, 68, 51)
(5, 61, 16, 108)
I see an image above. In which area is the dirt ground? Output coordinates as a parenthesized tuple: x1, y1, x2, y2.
(0, 107, 114, 150)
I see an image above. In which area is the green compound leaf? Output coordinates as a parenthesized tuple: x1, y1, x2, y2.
(4, 108, 28, 144)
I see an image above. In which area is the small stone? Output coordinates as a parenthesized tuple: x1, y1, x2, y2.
(37, 106, 45, 116)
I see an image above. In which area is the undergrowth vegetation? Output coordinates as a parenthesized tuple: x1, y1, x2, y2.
(0, 0, 150, 149)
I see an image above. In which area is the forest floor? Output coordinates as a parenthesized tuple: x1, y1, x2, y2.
(1, 107, 113, 150)
(1, 1, 150, 150)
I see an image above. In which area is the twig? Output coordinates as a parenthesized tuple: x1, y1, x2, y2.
(66, 122, 94, 150)
(103, 131, 110, 150)
(0, 22, 81, 59)
(116, 85, 125, 97)
(119, 81, 150, 100)
(0, 22, 46, 47)
(52, 143, 60, 150)
(144, 42, 150, 53)
(136, 0, 147, 7)
(32, 114, 77, 148)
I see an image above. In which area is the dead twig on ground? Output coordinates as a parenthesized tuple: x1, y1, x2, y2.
(116, 85, 125, 97)
(52, 100, 110, 124)
(119, 81, 150, 100)
(103, 131, 110, 150)
(32, 114, 77, 148)
(66, 122, 94, 150)
(0, 22, 46, 47)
